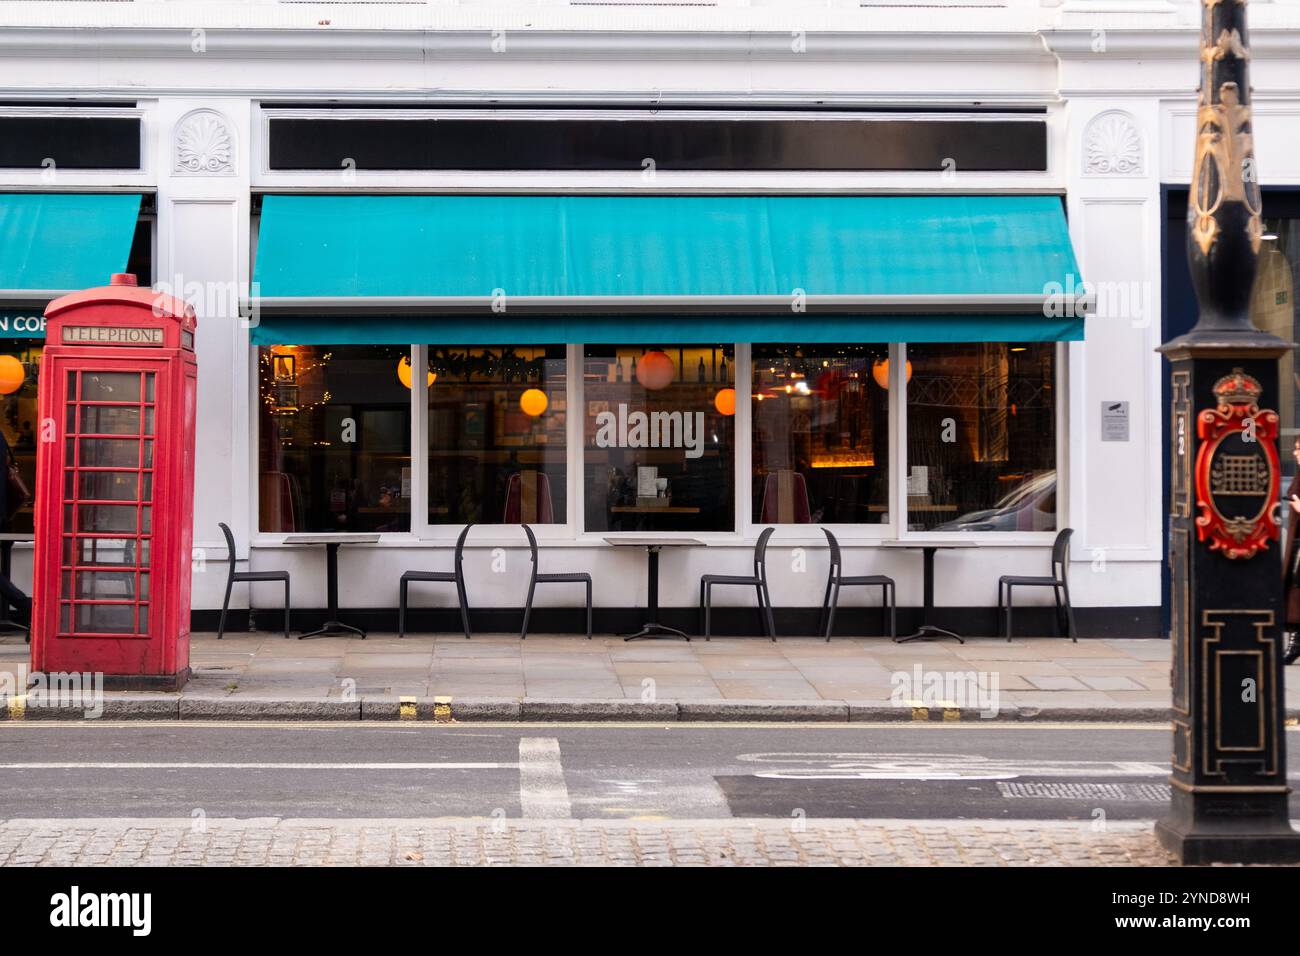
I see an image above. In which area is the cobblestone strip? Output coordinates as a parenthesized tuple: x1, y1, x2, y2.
(0, 819, 1177, 866)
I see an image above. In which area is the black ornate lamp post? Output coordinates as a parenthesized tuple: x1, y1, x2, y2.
(1155, 0, 1300, 864)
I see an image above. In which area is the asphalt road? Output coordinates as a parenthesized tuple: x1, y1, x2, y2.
(1, 722, 1297, 822)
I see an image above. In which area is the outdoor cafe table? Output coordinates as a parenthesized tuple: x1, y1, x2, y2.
(0, 532, 33, 641)
(878, 539, 978, 644)
(280, 532, 380, 639)
(603, 536, 707, 641)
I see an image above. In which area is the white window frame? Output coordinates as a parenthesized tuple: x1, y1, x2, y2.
(250, 336, 1066, 549)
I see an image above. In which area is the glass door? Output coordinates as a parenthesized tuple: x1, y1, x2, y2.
(59, 369, 154, 637)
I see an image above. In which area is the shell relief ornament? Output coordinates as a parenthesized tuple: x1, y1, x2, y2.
(174, 110, 235, 175)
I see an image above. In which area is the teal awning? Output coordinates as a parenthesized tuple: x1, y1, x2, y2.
(251, 194, 1085, 343)
(0, 193, 142, 297)
(249, 313, 1081, 346)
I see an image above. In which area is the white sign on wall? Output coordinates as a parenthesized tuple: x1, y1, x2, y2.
(1101, 401, 1130, 442)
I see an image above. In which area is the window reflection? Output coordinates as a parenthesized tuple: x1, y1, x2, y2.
(907, 343, 1057, 532)
(1253, 220, 1300, 459)
(426, 346, 567, 525)
(584, 345, 735, 532)
(258, 345, 412, 533)
(0, 340, 40, 534)
(751, 344, 890, 523)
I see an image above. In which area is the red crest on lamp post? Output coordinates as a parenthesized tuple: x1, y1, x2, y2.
(1194, 367, 1281, 559)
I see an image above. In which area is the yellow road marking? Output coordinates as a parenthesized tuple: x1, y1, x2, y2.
(433, 696, 452, 724)
(399, 696, 417, 721)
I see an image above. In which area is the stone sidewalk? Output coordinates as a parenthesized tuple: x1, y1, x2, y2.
(0, 818, 1177, 866)
(4, 631, 1296, 721)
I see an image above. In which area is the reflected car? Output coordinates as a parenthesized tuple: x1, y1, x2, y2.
(931, 470, 1057, 533)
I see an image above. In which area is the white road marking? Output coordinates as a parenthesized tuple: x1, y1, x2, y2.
(518, 737, 571, 819)
(736, 752, 1170, 780)
(0, 762, 514, 771)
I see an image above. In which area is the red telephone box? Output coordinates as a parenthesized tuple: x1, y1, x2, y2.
(30, 274, 198, 690)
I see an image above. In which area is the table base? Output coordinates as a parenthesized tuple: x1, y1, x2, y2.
(300, 621, 367, 640)
(894, 624, 964, 644)
(624, 623, 690, 642)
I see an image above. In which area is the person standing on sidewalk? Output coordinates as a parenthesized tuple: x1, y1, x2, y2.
(1285, 436, 1300, 664)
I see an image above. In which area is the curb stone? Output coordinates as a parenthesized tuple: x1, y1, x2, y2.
(177, 698, 361, 721)
(677, 700, 849, 722)
(519, 699, 677, 721)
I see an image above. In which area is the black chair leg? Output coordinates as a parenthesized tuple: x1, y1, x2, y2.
(887, 583, 896, 640)
(1063, 581, 1078, 642)
(883, 582, 894, 642)
(819, 576, 833, 640)
(398, 579, 408, 639)
(457, 578, 472, 639)
(217, 576, 233, 640)
(585, 580, 593, 639)
(1005, 585, 1014, 641)
(704, 584, 712, 640)
(762, 583, 776, 642)
(520, 576, 537, 640)
(699, 580, 706, 639)
(825, 581, 840, 641)
(283, 579, 291, 640)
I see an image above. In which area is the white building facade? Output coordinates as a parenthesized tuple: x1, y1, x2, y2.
(1, 0, 1299, 639)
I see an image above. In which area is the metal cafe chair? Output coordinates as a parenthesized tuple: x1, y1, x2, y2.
(399, 523, 473, 639)
(519, 523, 592, 640)
(700, 526, 777, 641)
(819, 528, 896, 641)
(998, 527, 1077, 642)
(217, 522, 291, 639)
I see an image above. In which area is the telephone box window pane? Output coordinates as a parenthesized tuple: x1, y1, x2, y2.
(77, 472, 140, 501)
(141, 506, 151, 534)
(76, 603, 134, 634)
(144, 407, 155, 434)
(905, 343, 1057, 532)
(59, 604, 69, 632)
(752, 344, 890, 524)
(66, 537, 142, 567)
(78, 438, 141, 468)
(137, 606, 148, 632)
(139, 573, 149, 600)
(80, 371, 141, 403)
(65, 406, 76, 433)
(75, 571, 137, 600)
(257, 345, 413, 533)
(583, 345, 736, 533)
(142, 473, 153, 500)
(144, 373, 155, 402)
(80, 405, 141, 436)
(77, 504, 138, 533)
(426, 345, 568, 525)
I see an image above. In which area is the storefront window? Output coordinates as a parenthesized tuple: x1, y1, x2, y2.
(751, 344, 889, 524)
(584, 345, 735, 532)
(426, 346, 567, 525)
(258, 345, 412, 533)
(1252, 217, 1300, 451)
(0, 336, 41, 534)
(905, 343, 1056, 532)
